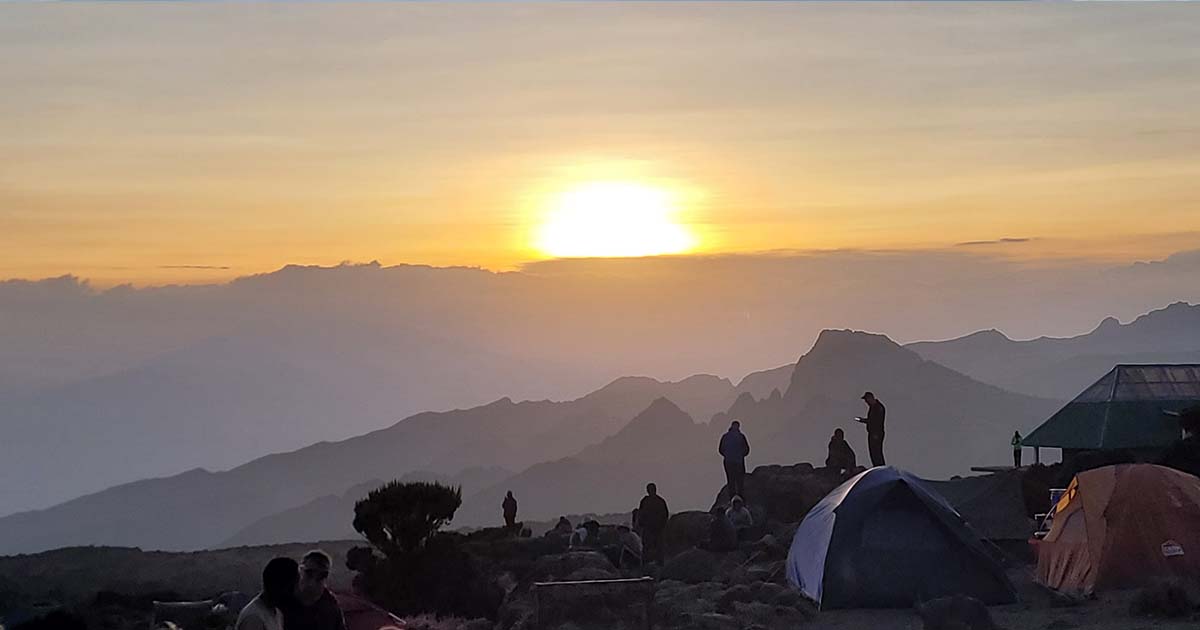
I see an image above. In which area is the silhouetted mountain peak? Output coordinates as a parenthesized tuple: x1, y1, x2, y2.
(727, 392, 758, 418)
(967, 329, 1011, 342)
(1091, 316, 1122, 335)
(1130, 301, 1198, 329)
(803, 329, 911, 363)
(786, 330, 925, 401)
(626, 397, 693, 431)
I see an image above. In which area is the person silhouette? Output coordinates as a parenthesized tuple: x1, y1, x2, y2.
(637, 483, 670, 564)
(502, 491, 518, 528)
(855, 392, 886, 467)
(826, 428, 857, 476)
(718, 421, 751, 498)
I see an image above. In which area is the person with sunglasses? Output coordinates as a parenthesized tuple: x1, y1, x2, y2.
(284, 550, 346, 630)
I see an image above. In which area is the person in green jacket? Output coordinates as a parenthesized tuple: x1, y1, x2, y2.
(1012, 431, 1023, 468)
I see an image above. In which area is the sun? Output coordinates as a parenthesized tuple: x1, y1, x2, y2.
(535, 182, 697, 258)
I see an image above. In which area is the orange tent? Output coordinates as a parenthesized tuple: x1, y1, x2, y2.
(1037, 464, 1200, 594)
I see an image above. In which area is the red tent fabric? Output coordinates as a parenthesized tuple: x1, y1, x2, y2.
(333, 591, 405, 630)
(1036, 464, 1200, 594)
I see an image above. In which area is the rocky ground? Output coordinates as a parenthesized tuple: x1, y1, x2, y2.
(6, 463, 1200, 630)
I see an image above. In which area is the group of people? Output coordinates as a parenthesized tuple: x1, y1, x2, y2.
(721, 391, 886, 483)
(237, 551, 345, 630)
(502, 392, 890, 568)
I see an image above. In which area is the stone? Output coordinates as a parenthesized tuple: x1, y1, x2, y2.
(660, 548, 747, 584)
(716, 585, 755, 613)
(528, 552, 615, 583)
(712, 464, 843, 526)
(662, 511, 712, 558)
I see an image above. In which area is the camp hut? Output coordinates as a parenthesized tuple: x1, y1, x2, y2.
(1023, 364, 1200, 460)
(1036, 464, 1200, 594)
(786, 467, 1016, 609)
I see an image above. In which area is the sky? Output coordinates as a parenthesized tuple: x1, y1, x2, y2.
(3, 4, 1200, 286)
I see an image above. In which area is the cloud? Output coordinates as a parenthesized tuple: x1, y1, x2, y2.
(955, 238, 1033, 247)
(158, 265, 232, 270)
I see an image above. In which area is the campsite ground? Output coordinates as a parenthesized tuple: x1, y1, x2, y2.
(809, 569, 1200, 630)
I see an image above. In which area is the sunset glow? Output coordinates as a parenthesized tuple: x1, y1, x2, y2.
(534, 182, 696, 258)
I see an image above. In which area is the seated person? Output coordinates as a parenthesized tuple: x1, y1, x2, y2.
(615, 524, 643, 568)
(725, 496, 754, 541)
(550, 516, 573, 536)
(825, 428, 857, 475)
(569, 520, 601, 549)
(703, 505, 738, 552)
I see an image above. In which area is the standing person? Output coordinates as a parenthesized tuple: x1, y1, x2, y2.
(718, 421, 751, 499)
(284, 550, 346, 630)
(855, 392, 887, 467)
(502, 491, 518, 528)
(637, 483, 670, 564)
(1012, 431, 1023, 468)
(236, 557, 298, 630)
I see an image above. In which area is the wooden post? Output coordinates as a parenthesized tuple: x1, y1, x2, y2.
(1035, 447, 1041, 465)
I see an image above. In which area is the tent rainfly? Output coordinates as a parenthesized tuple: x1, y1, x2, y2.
(1036, 464, 1200, 594)
(1023, 364, 1200, 451)
(786, 467, 1016, 609)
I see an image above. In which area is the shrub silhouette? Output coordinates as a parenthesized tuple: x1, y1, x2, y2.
(350, 481, 500, 619)
(353, 481, 463, 556)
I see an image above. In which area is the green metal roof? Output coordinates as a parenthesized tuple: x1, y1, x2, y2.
(1022, 364, 1200, 450)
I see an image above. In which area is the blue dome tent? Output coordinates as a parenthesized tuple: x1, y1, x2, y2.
(786, 466, 1016, 609)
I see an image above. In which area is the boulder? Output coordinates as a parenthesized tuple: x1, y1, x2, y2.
(529, 552, 616, 583)
(712, 464, 843, 525)
(662, 510, 712, 558)
(715, 584, 755, 613)
(660, 549, 747, 584)
(728, 601, 814, 628)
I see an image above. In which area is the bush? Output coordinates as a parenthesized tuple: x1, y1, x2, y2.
(354, 481, 463, 556)
(351, 482, 501, 620)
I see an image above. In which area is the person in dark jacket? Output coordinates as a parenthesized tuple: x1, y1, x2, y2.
(284, 550, 346, 630)
(856, 392, 886, 467)
(825, 428, 857, 476)
(502, 491, 518, 528)
(703, 504, 737, 552)
(637, 483, 670, 564)
(718, 421, 751, 499)
(1012, 431, 1023, 468)
(1162, 406, 1200, 479)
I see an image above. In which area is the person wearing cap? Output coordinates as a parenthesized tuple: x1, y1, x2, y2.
(855, 392, 887, 467)
(284, 550, 346, 630)
(1161, 405, 1200, 479)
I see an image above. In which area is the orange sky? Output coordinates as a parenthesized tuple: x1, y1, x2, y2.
(3, 4, 1200, 286)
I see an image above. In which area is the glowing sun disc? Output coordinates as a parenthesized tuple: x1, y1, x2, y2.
(535, 182, 696, 258)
